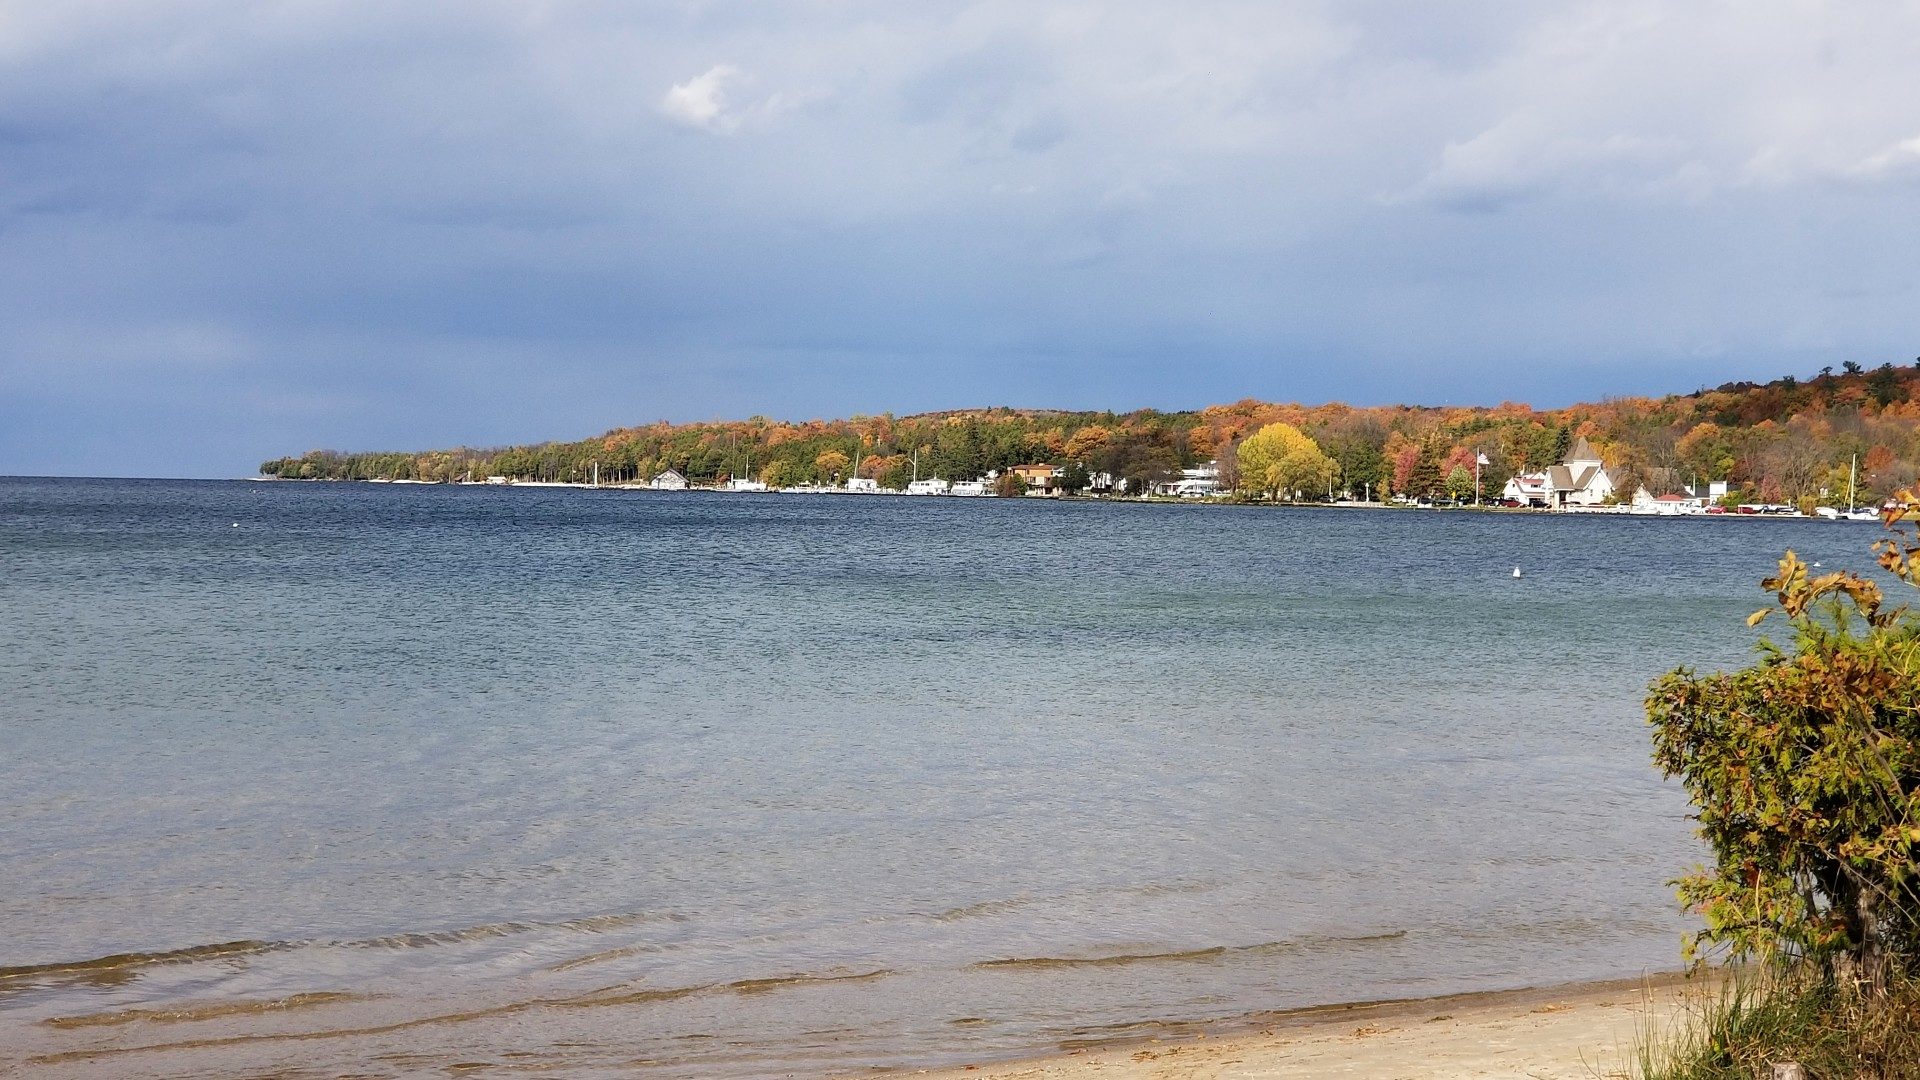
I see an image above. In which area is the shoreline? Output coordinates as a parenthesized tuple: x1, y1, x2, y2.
(892, 971, 1706, 1080)
(233, 476, 1876, 519)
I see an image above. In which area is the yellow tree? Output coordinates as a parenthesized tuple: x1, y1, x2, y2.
(1235, 422, 1339, 501)
(815, 449, 851, 480)
(761, 460, 795, 489)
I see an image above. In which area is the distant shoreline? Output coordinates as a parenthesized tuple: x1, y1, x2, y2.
(236, 475, 1883, 520)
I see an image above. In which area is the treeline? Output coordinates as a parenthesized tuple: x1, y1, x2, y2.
(263, 359, 1920, 504)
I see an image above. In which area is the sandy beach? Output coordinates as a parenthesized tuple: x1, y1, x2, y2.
(902, 974, 1703, 1080)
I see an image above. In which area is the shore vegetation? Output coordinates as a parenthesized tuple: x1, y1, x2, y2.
(262, 363, 1920, 504)
(1643, 495, 1920, 1077)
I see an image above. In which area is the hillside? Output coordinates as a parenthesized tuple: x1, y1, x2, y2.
(262, 362, 1920, 504)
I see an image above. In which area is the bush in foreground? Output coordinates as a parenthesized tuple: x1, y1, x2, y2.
(1643, 501, 1920, 1076)
(1649, 525, 1920, 987)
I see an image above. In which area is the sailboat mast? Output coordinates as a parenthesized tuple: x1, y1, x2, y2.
(1849, 453, 1858, 512)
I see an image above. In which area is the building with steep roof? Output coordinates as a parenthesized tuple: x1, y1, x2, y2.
(1502, 437, 1620, 509)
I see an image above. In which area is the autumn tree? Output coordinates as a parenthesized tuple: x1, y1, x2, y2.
(1405, 434, 1446, 498)
(1063, 425, 1113, 463)
(1234, 423, 1338, 501)
(761, 460, 795, 489)
(815, 450, 850, 480)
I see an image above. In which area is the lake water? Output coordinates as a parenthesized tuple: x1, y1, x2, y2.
(0, 478, 1875, 1077)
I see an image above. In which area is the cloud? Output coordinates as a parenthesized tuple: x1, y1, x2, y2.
(661, 65, 744, 132)
(1397, 113, 1701, 211)
(1, 1, 1918, 476)
(658, 65, 808, 135)
(1848, 136, 1920, 184)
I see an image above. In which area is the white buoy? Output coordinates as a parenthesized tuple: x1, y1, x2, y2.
(1512, 567, 1522, 578)
(231, 523, 240, 527)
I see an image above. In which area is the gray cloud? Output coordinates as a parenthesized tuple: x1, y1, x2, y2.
(2, 0, 1917, 475)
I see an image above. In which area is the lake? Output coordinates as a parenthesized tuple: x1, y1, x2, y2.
(0, 478, 1873, 1077)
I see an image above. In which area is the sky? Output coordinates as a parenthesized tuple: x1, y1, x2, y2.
(2, 2, 1917, 477)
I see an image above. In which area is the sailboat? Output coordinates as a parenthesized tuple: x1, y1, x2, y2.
(1843, 454, 1879, 520)
(726, 448, 768, 492)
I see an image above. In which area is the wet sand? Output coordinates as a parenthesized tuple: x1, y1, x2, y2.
(3, 969, 1708, 1078)
(900, 973, 1704, 1080)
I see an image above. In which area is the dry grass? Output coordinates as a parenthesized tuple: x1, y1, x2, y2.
(1638, 966, 1920, 1080)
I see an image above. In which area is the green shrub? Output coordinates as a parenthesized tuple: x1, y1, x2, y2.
(1648, 515, 1920, 991)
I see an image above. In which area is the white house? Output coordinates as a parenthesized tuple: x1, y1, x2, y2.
(845, 476, 880, 493)
(1503, 437, 1618, 509)
(1635, 492, 1706, 515)
(1155, 461, 1221, 498)
(1502, 472, 1549, 505)
(650, 469, 689, 490)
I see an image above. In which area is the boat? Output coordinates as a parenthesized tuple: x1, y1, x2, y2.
(1840, 455, 1879, 520)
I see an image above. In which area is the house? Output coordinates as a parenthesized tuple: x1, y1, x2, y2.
(1634, 491, 1706, 515)
(845, 476, 879, 493)
(1160, 461, 1221, 498)
(1545, 438, 1617, 507)
(650, 469, 689, 490)
(1502, 471, 1552, 506)
(1009, 464, 1059, 493)
(1502, 437, 1618, 509)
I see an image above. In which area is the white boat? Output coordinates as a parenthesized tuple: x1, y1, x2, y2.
(1839, 456, 1878, 521)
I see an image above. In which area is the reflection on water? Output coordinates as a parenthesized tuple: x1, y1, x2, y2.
(0, 478, 1867, 1076)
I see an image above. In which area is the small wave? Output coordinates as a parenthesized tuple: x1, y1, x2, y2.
(4, 910, 680, 987)
(553, 983, 713, 1008)
(974, 946, 1229, 970)
(28, 965, 892, 1066)
(29, 1001, 539, 1065)
(0, 940, 283, 983)
(42, 991, 371, 1029)
(973, 931, 1408, 971)
(347, 924, 538, 950)
(921, 880, 1223, 924)
(924, 896, 1043, 923)
(726, 969, 892, 994)
(553, 968, 894, 1009)
(345, 910, 676, 951)
(544, 944, 656, 973)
